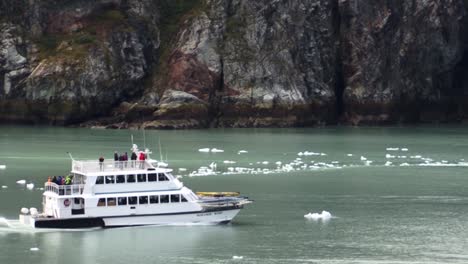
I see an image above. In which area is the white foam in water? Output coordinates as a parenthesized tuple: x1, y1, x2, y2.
(232, 256, 243, 260)
(16, 180, 26, 185)
(26, 183, 34, 190)
(211, 148, 224, 153)
(30, 248, 39, 251)
(304, 210, 332, 221)
(198, 148, 210, 153)
(0, 165, 6, 169)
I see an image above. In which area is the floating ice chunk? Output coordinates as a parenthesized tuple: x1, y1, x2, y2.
(232, 256, 243, 260)
(262, 161, 269, 165)
(360, 156, 367, 161)
(304, 210, 332, 221)
(275, 161, 282, 165)
(238, 150, 248, 154)
(30, 248, 39, 251)
(347, 154, 353, 157)
(320, 153, 327, 156)
(400, 163, 410, 166)
(331, 161, 339, 164)
(0, 165, 5, 169)
(442, 160, 448, 163)
(410, 155, 422, 159)
(401, 148, 409, 151)
(38, 188, 44, 191)
(26, 183, 34, 190)
(386, 147, 399, 151)
(178, 168, 187, 172)
(385, 154, 395, 159)
(1, 185, 7, 189)
(198, 148, 210, 153)
(223, 160, 236, 164)
(365, 160, 373, 166)
(298, 152, 304, 156)
(385, 161, 392, 166)
(211, 148, 224, 153)
(209, 162, 217, 170)
(16, 180, 26, 185)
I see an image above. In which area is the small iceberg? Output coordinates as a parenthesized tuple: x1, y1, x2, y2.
(1, 185, 7, 189)
(401, 148, 409, 151)
(232, 256, 243, 260)
(0, 165, 5, 169)
(198, 148, 210, 153)
(211, 148, 224, 153)
(223, 160, 236, 164)
(346, 154, 353, 157)
(178, 168, 187, 172)
(304, 210, 332, 221)
(26, 183, 34, 190)
(386, 147, 399, 151)
(16, 180, 26, 185)
(237, 150, 248, 154)
(261, 161, 269, 165)
(30, 248, 39, 251)
(360, 156, 367, 161)
(385, 154, 395, 159)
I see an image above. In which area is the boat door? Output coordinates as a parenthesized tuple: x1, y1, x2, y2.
(71, 198, 85, 215)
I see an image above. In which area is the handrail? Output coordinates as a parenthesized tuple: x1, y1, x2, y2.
(72, 160, 151, 174)
(44, 182, 85, 196)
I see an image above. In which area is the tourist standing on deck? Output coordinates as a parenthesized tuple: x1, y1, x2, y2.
(139, 151, 146, 169)
(114, 151, 119, 168)
(99, 156, 104, 171)
(131, 151, 137, 168)
(123, 152, 128, 168)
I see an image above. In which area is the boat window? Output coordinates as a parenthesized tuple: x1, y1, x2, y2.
(148, 173, 157, 182)
(107, 198, 116, 206)
(74, 198, 81, 204)
(97, 198, 106, 206)
(96, 176, 104, 184)
(116, 175, 125, 183)
(158, 173, 168, 181)
(139, 196, 148, 205)
(149, 195, 159, 204)
(127, 174, 136, 183)
(128, 196, 137, 205)
(181, 195, 188, 202)
(137, 173, 147, 182)
(118, 197, 127, 206)
(160, 195, 169, 203)
(170, 194, 180, 203)
(105, 176, 115, 184)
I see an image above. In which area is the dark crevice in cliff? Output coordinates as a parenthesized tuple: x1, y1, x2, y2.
(332, 0, 345, 122)
(208, 59, 224, 128)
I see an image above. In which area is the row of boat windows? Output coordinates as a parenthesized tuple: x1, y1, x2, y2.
(95, 173, 169, 185)
(97, 194, 188, 207)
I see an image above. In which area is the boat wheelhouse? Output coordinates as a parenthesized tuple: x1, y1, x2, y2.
(20, 147, 252, 228)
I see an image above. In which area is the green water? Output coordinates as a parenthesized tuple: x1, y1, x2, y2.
(1, 125, 468, 263)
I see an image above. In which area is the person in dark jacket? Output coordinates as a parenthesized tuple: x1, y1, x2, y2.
(131, 151, 137, 168)
(114, 151, 118, 168)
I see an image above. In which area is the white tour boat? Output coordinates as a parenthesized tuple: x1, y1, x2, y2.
(19, 145, 252, 228)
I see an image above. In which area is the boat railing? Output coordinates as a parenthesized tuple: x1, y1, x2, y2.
(44, 182, 85, 196)
(72, 160, 151, 174)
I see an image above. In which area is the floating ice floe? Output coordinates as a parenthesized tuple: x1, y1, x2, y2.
(209, 162, 217, 170)
(237, 150, 248, 154)
(275, 161, 282, 165)
(262, 161, 269, 165)
(347, 154, 353, 157)
(386, 147, 399, 151)
(410, 155, 422, 159)
(232, 256, 243, 260)
(178, 168, 187, 172)
(198, 148, 210, 153)
(401, 148, 409, 151)
(304, 210, 332, 221)
(0, 165, 5, 169)
(16, 180, 26, 185)
(360, 156, 367, 161)
(26, 183, 35, 190)
(1, 185, 7, 189)
(211, 148, 224, 153)
(385, 161, 393, 166)
(223, 160, 236, 164)
(399, 163, 410, 166)
(385, 154, 395, 159)
(30, 248, 39, 251)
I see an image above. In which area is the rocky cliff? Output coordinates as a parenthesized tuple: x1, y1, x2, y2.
(0, 0, 467, 128)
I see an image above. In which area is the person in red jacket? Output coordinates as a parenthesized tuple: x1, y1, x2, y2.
(139, 152, 146, 169)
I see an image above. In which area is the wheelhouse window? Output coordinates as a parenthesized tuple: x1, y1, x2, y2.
(128, 196, 137, 205)
(148, 173, 157, 182)
(96, 176, 104, 184)
(105, 176, 115, 184)
(158, 173, 168, 181)
(118, 197, 127, 206)
(137, 174, 147, 182)
(139, 196, 148, 204)
(149, 195, 159, 204)
(97, 198, 106, 206)
(116, 175, 125, 183)
(160, 195, 169, 203)
(170, 194, 180, 203)
(181, 195, 188, 202)
(127, 174, 136, 183)
(107, 198, 116, 206)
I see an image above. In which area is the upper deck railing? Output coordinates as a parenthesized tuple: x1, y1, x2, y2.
(72, 160, 152, 174)
(44, 182, 85, 196)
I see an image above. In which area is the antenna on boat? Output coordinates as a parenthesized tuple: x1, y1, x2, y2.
(131, 134, 134, 146)
(158, 137, 163, 161)
(66, 152, 74, 161)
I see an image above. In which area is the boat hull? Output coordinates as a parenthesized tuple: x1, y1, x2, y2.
(30, 208, 241, 229)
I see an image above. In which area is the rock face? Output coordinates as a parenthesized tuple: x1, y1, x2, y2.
(0, 0, 467, 127)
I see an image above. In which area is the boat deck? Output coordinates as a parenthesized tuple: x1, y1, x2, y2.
(72, 160, 153, 174)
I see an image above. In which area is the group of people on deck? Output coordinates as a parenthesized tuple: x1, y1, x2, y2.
(99, 149, 147, 171)
(48, 175, 73, 185)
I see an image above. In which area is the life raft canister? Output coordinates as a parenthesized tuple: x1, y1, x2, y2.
(64, 199, 71, 207)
